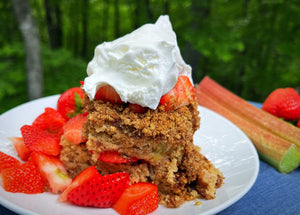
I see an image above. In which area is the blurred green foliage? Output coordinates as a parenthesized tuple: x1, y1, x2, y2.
(0, 0, 299, 114)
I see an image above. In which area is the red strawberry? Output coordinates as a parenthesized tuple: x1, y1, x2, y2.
(59, 166, 99, 202)
(262, 88, 300, 121)
(95, 85, 123, 104)
(9, 137, 31, 161)
(30, 152, 71, 194)
(32, 107, 66, 135)
(128, 103, 148, 113)
(68, 172, 130, 208)
(0, 151, 21, 173)
(1, 161, 44, 194)
(113, 182, 159, 215)
(159, 75, 195, 112)
(297, 119, 300, 128)
(21, 125, 61, 156)
(57, 87, 84, 119)
(98, 151, 138, 164)
(63, 113, 88, 144)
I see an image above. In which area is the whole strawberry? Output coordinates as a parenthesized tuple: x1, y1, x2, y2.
(262, 88, 300, 121)
(297, 119, 300, 128)
(57, 87, 84, 119)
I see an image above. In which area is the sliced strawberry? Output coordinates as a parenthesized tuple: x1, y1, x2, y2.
(95, 85, 123, 104)
(0, 151, 21, 173)
(128, 103, 148, 113)
(68, 172, 130, 208)
(32, 107, 66, 135)
(159, 75, 195, 112)
(113, 182, 159, 215)
(98, 151, 138, 164)
(9, 137, 31, 161)
(21, 125, 61, 156)
(1, 161, 44, 194)
(30, 151, 71, 194)
(262, 88, 300, 121)
(58, 166, 99, 202)
(63, 113, 88, 144)
(57, 87, 84, 119)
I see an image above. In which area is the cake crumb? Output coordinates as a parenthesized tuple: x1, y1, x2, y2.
(195, 201, 202, 206)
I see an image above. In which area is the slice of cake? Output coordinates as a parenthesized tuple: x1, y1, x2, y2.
(60, 15, 223, 208)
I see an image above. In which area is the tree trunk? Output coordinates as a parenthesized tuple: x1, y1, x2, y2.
(43, 0, 63, 49)
(12, 0, 43, 100)
(81, 0, 89, 59)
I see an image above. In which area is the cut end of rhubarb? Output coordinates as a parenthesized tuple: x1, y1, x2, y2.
(259, 144, 300, 174)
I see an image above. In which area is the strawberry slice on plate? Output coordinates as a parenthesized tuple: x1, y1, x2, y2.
(21, 125, 61, 156)
(67, 172, 130, 208)
(98, 151, 138, 163)
(57, 87, 85, 119)
(59, 166, 99, 202)
(113, 182, 159, 215)
(30, 151, 72, 194)
(95, 85, 123, 104)
(32, 107, 66, 135)
(0, 151, 21, 173)
(159, 75, 195, 112)
(9, 137, 31, 161)
(63, 113, 88, 144)
(0, 160, 44, 194)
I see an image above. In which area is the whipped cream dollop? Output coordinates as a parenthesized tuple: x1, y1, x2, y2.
(83, 15, 192, 109)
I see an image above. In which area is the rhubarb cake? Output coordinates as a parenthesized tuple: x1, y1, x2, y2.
(60, 15, 223, 208)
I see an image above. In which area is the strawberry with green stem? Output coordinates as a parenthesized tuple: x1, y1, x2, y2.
(57, 87, 85, 119)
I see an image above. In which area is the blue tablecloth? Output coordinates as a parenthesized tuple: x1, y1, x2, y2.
(1, 102, 300, 214)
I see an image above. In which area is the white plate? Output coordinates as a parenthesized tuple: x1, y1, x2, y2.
(0, 95, 259, 215)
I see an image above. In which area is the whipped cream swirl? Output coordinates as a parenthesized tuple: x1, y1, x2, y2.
(83, 15, 192, 109)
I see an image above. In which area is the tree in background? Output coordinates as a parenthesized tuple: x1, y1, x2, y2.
(11, 0, 43, 100)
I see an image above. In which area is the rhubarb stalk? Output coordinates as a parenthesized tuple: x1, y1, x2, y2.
(196, 76, 300, 150)
(195, 88, 300, 173)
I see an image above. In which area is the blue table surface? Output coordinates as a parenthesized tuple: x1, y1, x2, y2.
(1, 102, 299, 215)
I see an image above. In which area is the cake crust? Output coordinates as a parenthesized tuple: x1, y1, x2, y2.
(60, 95, 224, 208)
